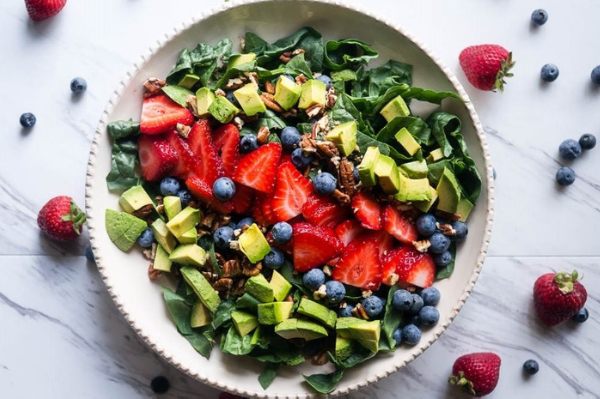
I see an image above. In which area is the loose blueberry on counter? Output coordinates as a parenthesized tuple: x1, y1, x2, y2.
(20, 112, 36, 128)
(303, 268, 326, 291)
(280, 126, 302, 151)
(579, 133, 596, 150)
(150, 376, 170, 394)
(214, 226, 234, 249)
(556, 166, 575, 186)
(225, 90, 240, 107)
(338, 304, 355, 318)
(177, 190, 192, 207)
(531, 9, 548, 25)
(401, 324, 422, 345)
(353, 167, 359, 183)
(392, 327, 402, 345)
(137, 227, 155, 248)
(409, 294, 424, 314)
(421, 287, 441, 306)
(493, 168, 497, 180)
(558, 139, 582, 160)
(392, 289, 414, 311)
(429, 232, 451, 254)
(160, 177, 181, 196)
(213, 177, 236, 201)
(451, 221, 468, 241)
(324, 280, 346, 304)
(271, 221, 293, 244)
(85, 245, 95, 264)
(591, 66, 600, 85)
(240, 135, 259, 154)
(523, 359, 540, 375)
(418, 306, 440, 326)
(433, 251, 452, 268)
(70, 77, 88, 94)
(263, 248, 285, 269)
(416, 214, 437, 237)
(313, 172, 337, 196)
(237, 217, 255, 229)
(316, 74, 333, 90)
(291, 147, 313, 170)
(540, 64, 559, 82)
(571, 307, 589, 323)
(361, 296, 384, 318)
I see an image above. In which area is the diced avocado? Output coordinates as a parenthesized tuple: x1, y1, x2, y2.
(395, 173, 432, 202)
(163, 196, 182, 221)
(274, 75, 302, 111)
(374, 155, 401, 194)
(357, 146, 381, 187)
(257, 302, 293, 325)
(118, 185, 153, 214)
(335, 336, 356, 360)
(178, 227, 198, 245)
(208, 96, 239, 124)
(190, 300, 212, 328)
(152, 244, 173, 272)
(169, 244, 207, 267)
(395, 127, 421, 156)
(238, 223, 271, 263)
(236, 293, 262, 313)
(151, 218, 177, 254)
(426, 148, 445, 163)
(348, 320, 381, 352)
(331, 69, 357, 82)
(180, 266, 221, 313)
(166, 206, 200, 239)
(228, 53, 256, 69)
(245, 274, 274, 303)
(231, 310, 259, 337)
(233, 83, 266, 116)
(436, 167, 461, 214)
(105, 209, 148, 252)
(177, 74, 200, 89)
(380, 95, 410, 122)
(414, 186, 439, 212)
(335, 317, 364, 339)
(274, 318, 328, 341)
(401, 160, 429, 179)
(251, 325, 263, 345)
(456, 197, 474, 221)
(325, 121, 357, 156)
(298, 79, 327, 109)
(297, 298, 337, 329)
(196, 88, 215, 117)
(269, 270, 292, 302)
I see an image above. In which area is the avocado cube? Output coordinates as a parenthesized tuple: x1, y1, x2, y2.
(152, 244, 173, 272)
(196, 88, 215, 117)
(395, 127, 421, 156)
(413, 186, 439, 212)
(228, 53, 256, 70)
(163, 196, 182, 221)
(118, 185, 153, 214)
(190, 300, 212, 328)
(169, 244, 207, 267)
(426, 148, 445, 163)
(269, 270, 292, 302)
(177, 74, 200, 89)
(325, 121, 358, 156)
(151, 218, 177, 254)
(357, 146, 381, 187)
(180, 266, 221, 313)
(178, 227, 198, 245)
(456, 197, 474, 222)
(245, 274, 274, 303)
(251, 325, 263, 345)
(236, 293, 262, 313)
(436, 167, 461, 214)
(257, 302, 293, 325)
(395, 173, 432, 202)
(374, 155, 401, 194)
(274, 318, 328, 341)
(297, 298, 337, 329)
(274, 75, 302, 111)
(348, 320, 380, 352)
(335, 336, 356, 360)
(298, 79, 327, 110)
(233, 83, 266, 117)
(335, 317, 364, 339)
(166, 206, 201, 239)
(105, 209, 148, 252)
(400, 160, 429, 179)
(238, 224, 271, 263)
(208, 96, 239, 124)
(380, 95, 410, 122)
(231, 311, 259, 337)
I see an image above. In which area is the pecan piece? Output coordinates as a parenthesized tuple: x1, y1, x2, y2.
(230, 278, 246, 296)
(382, 272, 400, 286)
(176, 122, 192, 138)
(242, 260, 262, 277)
(339, 158, 356, 197)
(325, 87, 338, 109)
(143, 77, 166, 98)
(257, 125, 270, 145)
(312, 350, 329, 366)
(260, 92, 284, 113)
(316, 140, 339, 158)
(264, 80, 275, 95)
(132, 204, 153, 219)
(222, 259, 242, 278)
(435, 210, 462, 221)
(214, 88, 226, 97)
(413, 239, 431, 253)
(305, 103, 324, 119)
(224, 77, 245, 90)
(213, 278, 233, 292)
(148, 264, 162, 280)
(295, 74, 307, 85)
(279, 51, 292, 63)
(437, 222, 456, 236)
(332, 188, 351, 206)
(351, 303, 369, 320)
(185, 95, 198, 117)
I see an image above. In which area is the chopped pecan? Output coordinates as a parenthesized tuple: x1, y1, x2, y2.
(213, 278, 233, 292)
(292, 48, 306, 56)
(295, 74, 307, 85)
(156, 203, 165, 214)
(325, 87, 338, 109)
(339, 158, 357, 197)
(201, 212, 216, 228)
(437, 222, 456, 236)
(300, 135, 318, 153)
(176, 122, 192, 138)
(185, 95, 198, 117)
(314, 114, 331, 136)
(143, 77, 166, 98)
(305, 103, 324, 119)
(281, 108, 298, 118)
(351, 303, 369, 320)
(224, 77, 245, 90)
(214, 252, 226, 268)
(313, 284, 327, 300)
(264, 80, 275, 95)
(284, 294, 294, 302)
(322, 265, 332, 276)
(242, 260, 262, 277)
(230, 278, 246, 296)
(435, 210, 462, 221)
(362, 290, 373, 298)
(260, 92, 284, 113)
(222, 259, 242, 278)
(148, 264, 162, 280)
(243, 71, 259, 87)
(202, 271, 220, 284)
(214, 89, 226, 97)
(232, 116, 245, 130)
(257, 125, 270, 144)
(413, 239, 431, 253)
(279, 51, 292, 63)
(332, 188, 351, 206)
(382, 272, 400, 286)
(132, 204, 153, 219)
(316, 140, 339, 158)
(211, 215, 232, 232)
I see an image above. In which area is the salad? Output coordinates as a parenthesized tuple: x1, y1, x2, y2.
(103, 27, 481, 394)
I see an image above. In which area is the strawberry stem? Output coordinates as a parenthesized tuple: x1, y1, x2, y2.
(494, 52, 515, 92)
(554, 270, 580, 294)
(61, 201, 87, 235)
(448, 371, 476, 395)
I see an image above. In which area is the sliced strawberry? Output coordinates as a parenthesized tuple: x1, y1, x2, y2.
(231, 183, 255, 214)
(332, 234, 382, 290)
(272, 163, 313, 222)
(137, 134, 177, 182)
(334, 219, 365, 247)
(233, 143, 282, 193)
(213, 124, 241, 178)
(187, 120, 224, 185)
(382, 204, 418, 245)
(364, 229, 395, 259)
(185, 177, 234, 215)
(292, 223, 342, 272)
(382, 246, 435, 288)
(301, 195, 351, 229)
(352, 191, 382, 230)
(140, 94, 194, 135)
(279, 152, 293, 165)
(251, 193, 277, 226)
(166, 131, 201, 179)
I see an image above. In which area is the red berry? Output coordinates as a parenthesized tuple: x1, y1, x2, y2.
(185, 177, 233, 215)
(165, 130, 201, 179)
(37, 196, 86, 241)
(138, 134, 177, 182)
(25, 0, 66, 22)
(187, 120, 224, 186)
(271, 162, 312, 221)
(449, 352, 501, 397)
(292, 223, 342, 272)
(334, 219, 365, 247)
(213, 124, 241, 178)
(382, 204, 418, 245)
(381, 246, 435, 288)
(302, 194, 350, 229)
(332, 234, 383, 290)
(533, 271, 587, 326)
(459, 44, 514, 91)
(351, 191, 382, 230)
(233, 143, 281, 193)
(140, 94, 194, 135)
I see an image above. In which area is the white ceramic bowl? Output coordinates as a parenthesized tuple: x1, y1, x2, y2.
(86, 0, 494, 397)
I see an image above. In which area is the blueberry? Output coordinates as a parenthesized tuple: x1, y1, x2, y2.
(313, 172, 337, 196)
(392, 327, 402, 345)
(280, 126, 302, 151)
(338, 304, 355, 318)
(160, 177, 181, 196)
(416, 214, 437, 237)
(421, 287, 441, 306)
(240, 135, 259, 153)
(325, 280, 346, 304)
(401, 324, 422, 345)
(177, 190, 192, 207)
(558, 139, 582, 160)
(579, 134, 596, 151)
(214, 226, 234, 249)
(493, 168, 497, 180)
(418, 306, 440, 326)
(591, 66, 600, 85)
(429, 232, 451, 254)
(353, 167, 359, 183)
(291, 147, 313, 169)
(409, 315, 421, 326)
(263, 247, 285, 269)
(451, 221, 468, 241)
(271, 222, 293, 244)
(213, 177, 236, 201)
(85, 245, 95, 264)
(571, 307, 589, 323)
(433, 251, 452, 267)
(392, 289, 414, 311)
(361, 296, 384, 318)
(150, 376, 170, 394)
(20, 112, 36, 128)
(303, 268, 326, 291)
(531, 9, 548, 25)
(316, 74, 333, 90)
(409, 294, 424, 314)
(226, 90, 240, 107)
(556, 166, 575, 186)
(137, 227, 154, 248)
(237, 217, 255, 229)
(70, 77, 87, 94)
(523, 359, 539, 375)
(540, 64, 559, 82)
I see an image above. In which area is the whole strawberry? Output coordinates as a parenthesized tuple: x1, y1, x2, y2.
(25, 0, 67, 22)
(37, 196, 86, 241)
(449, 352, 501, 397)
(533, 271, 587, 326)
(459, 44, 514, 91)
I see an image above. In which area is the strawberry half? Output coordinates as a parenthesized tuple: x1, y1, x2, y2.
(382, 204, 418, 245)
(213, 124, 241, 177)
(272, 162, 313, 221)
(382, 246, 435, 288)
(332, 234, 382, 290)
(187, 120, 224, 185)
(140, 94, 194, 135)
(231, 183, 255, 215)
(302, 194, 350, 229)
(334, 219, 365, 247)
(233, 143, 282, 193)
(138, 134, 178, 182)
(364, 229, 395, 259)
(252, 193, 279, 226)
(292, 223, 342, 272)
(166, 131, 202, 179)
(352, 191, 382, 230)
(186, 177, 234, 215)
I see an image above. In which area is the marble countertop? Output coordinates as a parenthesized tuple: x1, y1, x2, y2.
(1, 0, 599, 397)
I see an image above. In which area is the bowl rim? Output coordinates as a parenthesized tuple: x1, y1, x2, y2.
(85, 0, 495, 397)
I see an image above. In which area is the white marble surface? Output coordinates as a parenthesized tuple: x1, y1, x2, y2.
(1, 0, 600, 397)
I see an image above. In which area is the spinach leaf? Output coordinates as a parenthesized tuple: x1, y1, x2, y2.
(162, 286, 194, 335)
(257, 110, 286, 130)
(448, 131, 483, 203)
(220, 326, 255, 356)
(211, 299, 236, 330)
(426, 111, 460, 158)
(107, 119, 140, 140)
(327, 345, 376, 369)
(280, 261, 311, 296)
(161, 85, 193, 107)
(375, 116, 427, 144)
(207, 241, 222, 277)
(106, 138, 141, 192)
(302, 370, 344, 394)
(175, 279, 197, 305)
(401, 87, 462, 104)
(357, 132, 412, 163)
(354, 60, 412, 97)
(427, 159, 453, 186)
(185, 332, 213, 359)
(324, 39, 378, 71)
(213, 58, 257, 89)
(436, 242, 457, 280)
(331, 69, 358, 83)
(328, 93, 367, 133)
(166, 39, 232, 86)
(381, 285, 402, 350)
(258, 362, 279, 390)
(283, 54, 313, 79)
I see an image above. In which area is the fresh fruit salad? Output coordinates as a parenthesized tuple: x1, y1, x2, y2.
(103, 27, 481, 393)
